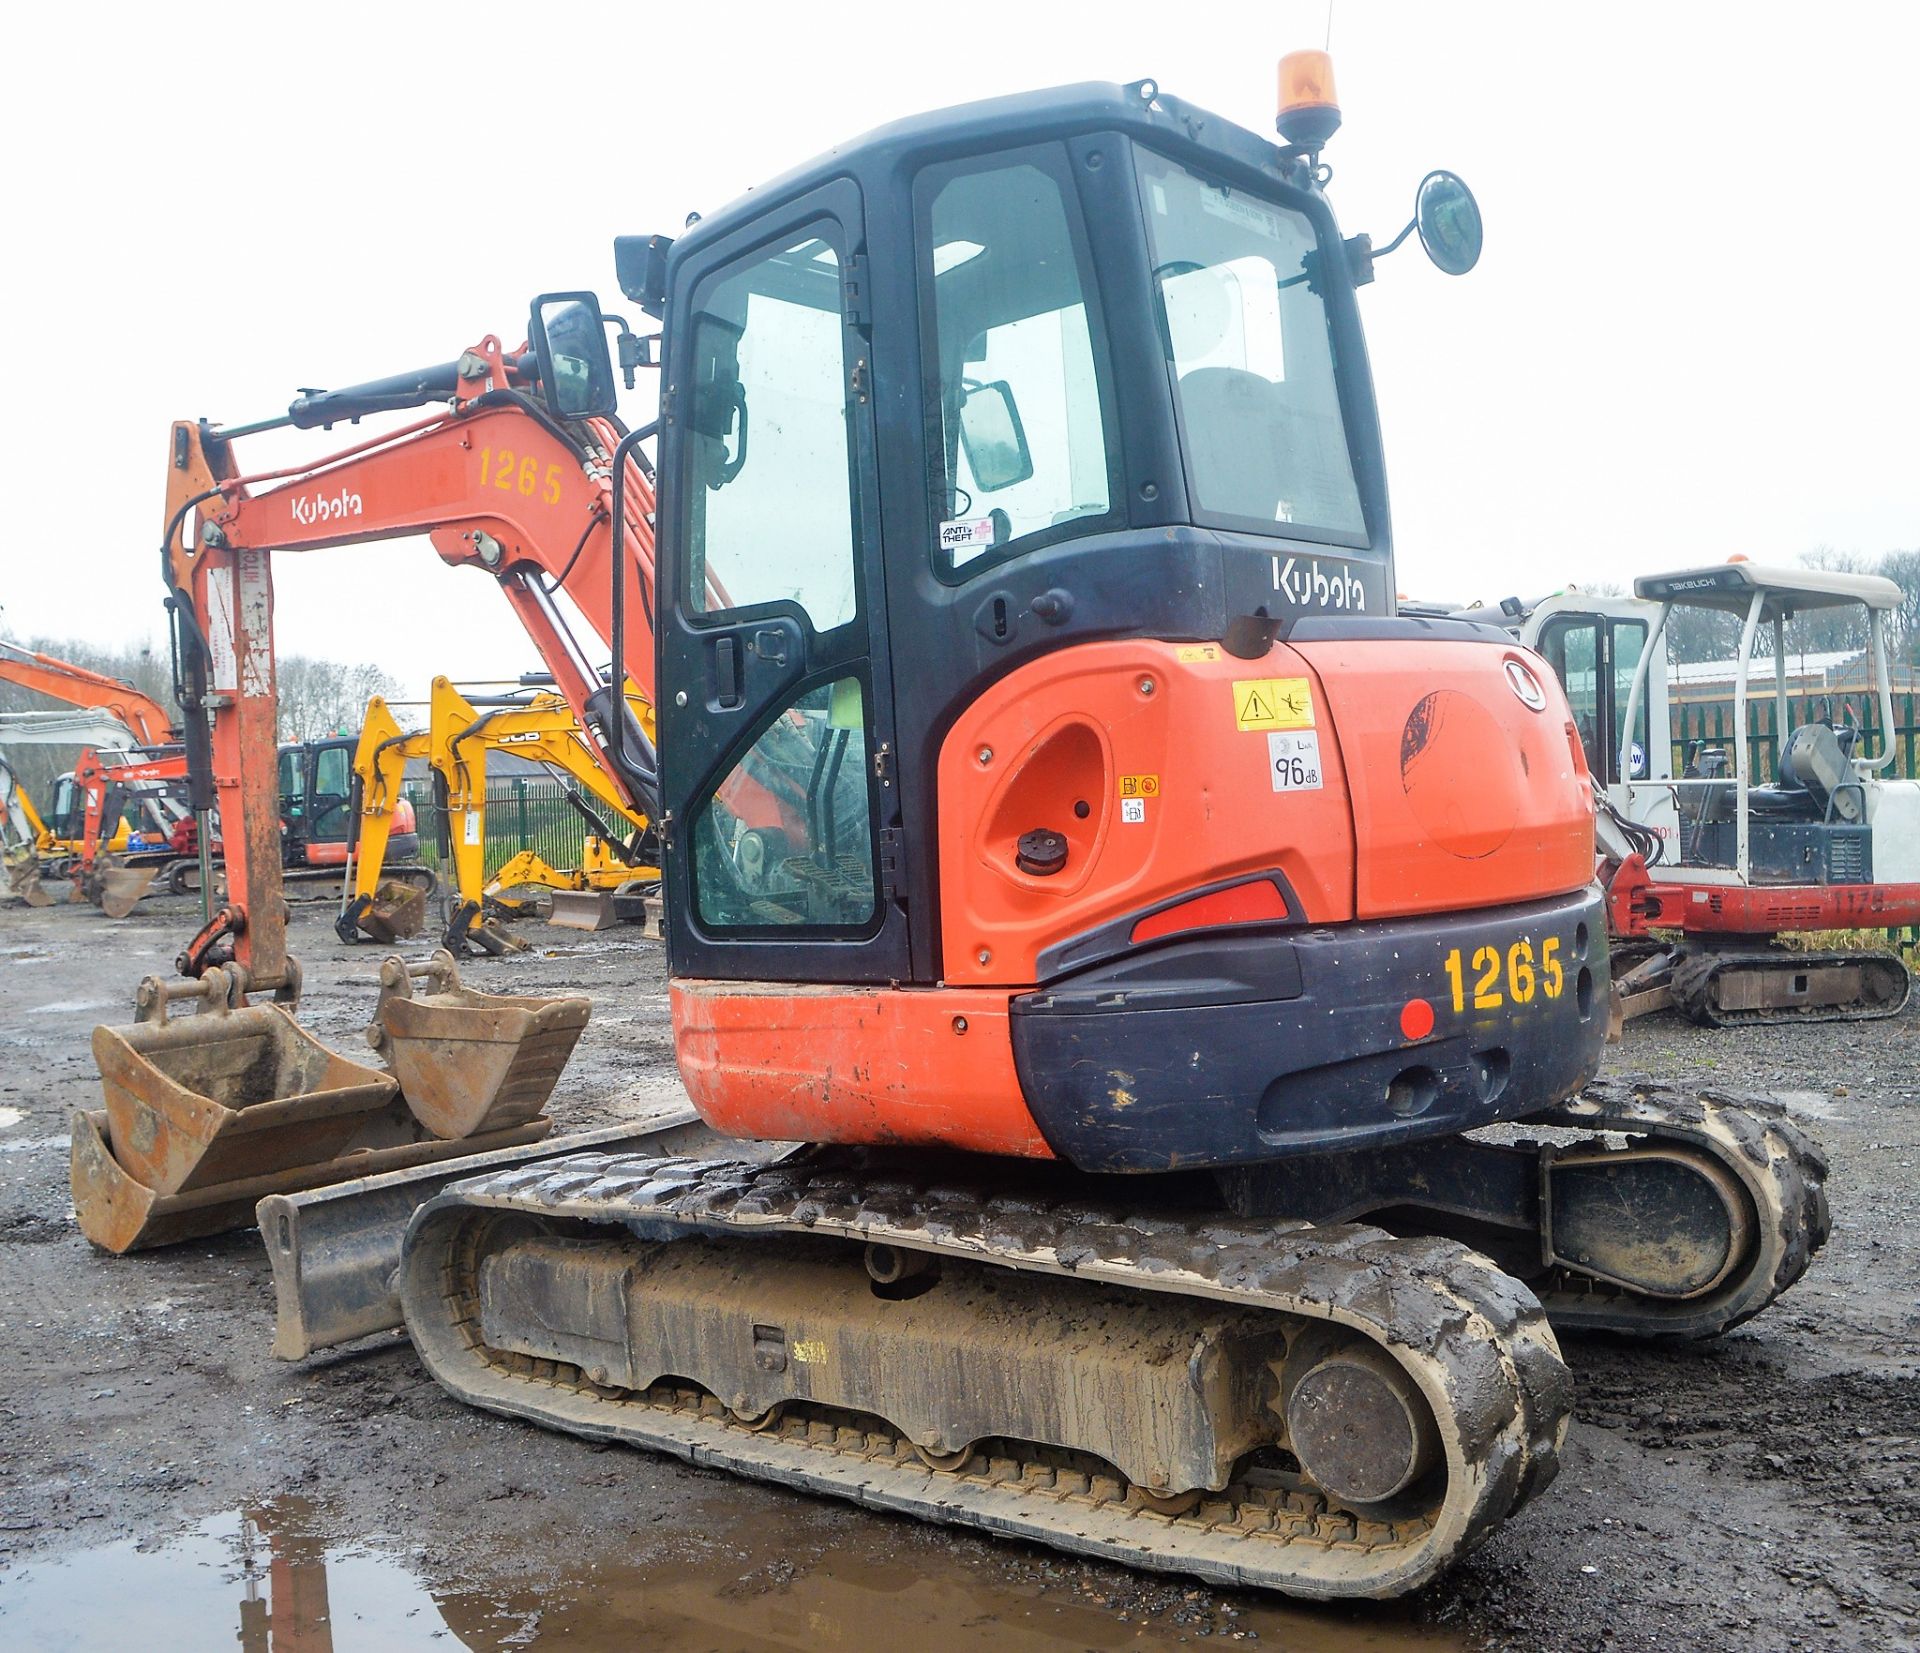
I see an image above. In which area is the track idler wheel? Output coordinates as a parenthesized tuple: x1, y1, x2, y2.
(1545, 1144, 1750, 1299)
(1284, 1337, 1441, 1508)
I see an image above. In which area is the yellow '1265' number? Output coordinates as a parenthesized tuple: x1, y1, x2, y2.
(478, 447, 564, 504)
(1442, 936, 1564, 1013)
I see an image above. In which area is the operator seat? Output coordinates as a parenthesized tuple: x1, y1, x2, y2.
(1749, 722, 1863, 823)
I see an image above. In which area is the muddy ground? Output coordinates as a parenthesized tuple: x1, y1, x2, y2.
(0, 892, 1914, 1652)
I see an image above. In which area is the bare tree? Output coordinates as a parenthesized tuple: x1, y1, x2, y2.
(274, 656, 404, 744)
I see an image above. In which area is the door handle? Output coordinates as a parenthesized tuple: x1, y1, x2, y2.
(714, 636, 743, 710)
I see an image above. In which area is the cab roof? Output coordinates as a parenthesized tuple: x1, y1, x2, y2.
(672, 79, 1299, 265)
(1634, 561, 1901, 615)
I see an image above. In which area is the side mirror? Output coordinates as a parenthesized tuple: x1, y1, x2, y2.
(529, 291, 618, 419)
(1413, 171, 1483, 276)
(958, 380, 1034, 492)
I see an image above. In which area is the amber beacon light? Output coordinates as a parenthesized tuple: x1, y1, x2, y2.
(1277, 49, 1342, 150)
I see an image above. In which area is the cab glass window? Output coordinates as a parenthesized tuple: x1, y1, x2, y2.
(277, 748, 303, 815)
(1137, 148, 1366, 543)
(918, 148, 1116, 573)
(1539, 618, 1602, 776)
(692, 677, 876, 931)
(683, 232, 859, 633)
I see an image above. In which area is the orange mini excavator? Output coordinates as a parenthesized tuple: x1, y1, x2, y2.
(109, 57, 1825, 1598)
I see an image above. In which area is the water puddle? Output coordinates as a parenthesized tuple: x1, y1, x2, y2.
(0, 1500, 1458, 1651)
(1769, 1089, 1844, 1121)
(29, 998, 115, 1015)
(0, 1133, 68, 1155)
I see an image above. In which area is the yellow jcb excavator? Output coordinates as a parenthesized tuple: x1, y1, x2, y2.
(340, 678, 659, 954)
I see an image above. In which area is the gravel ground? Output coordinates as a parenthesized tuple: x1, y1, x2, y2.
(0, 892, 1914, 1651)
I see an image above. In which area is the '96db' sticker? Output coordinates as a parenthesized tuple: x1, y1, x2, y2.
(1268, 732, 1322, 791)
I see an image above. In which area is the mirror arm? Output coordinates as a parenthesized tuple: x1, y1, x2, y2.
(1372, 218, 1419, 261)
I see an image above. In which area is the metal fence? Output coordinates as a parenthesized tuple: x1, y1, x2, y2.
(1669, 691, 1920, 785)
(403, 778, 595, 880)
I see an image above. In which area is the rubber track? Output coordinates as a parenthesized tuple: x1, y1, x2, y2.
(400, 1158, 1573, 1600)
(1671, 949, 1913, 1026)
(1528, 1078, 1831, 1338)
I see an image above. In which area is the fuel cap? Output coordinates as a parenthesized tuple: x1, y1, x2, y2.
(1015, 828, 1069, 877)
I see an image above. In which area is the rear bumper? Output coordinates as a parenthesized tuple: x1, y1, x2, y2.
(1010, 886, 1608, 1172)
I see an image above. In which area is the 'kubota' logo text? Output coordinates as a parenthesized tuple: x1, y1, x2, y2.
(1274, 555, 1367, 612)
(289, 488, 364, 527)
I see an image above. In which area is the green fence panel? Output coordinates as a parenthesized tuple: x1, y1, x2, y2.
(401, 777, 593, 879)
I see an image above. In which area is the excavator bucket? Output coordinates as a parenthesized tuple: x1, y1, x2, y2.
(354, 878, 430, 943)
(5, 849, 51, 907)
(371, 950, 590, 1139)
(74, 967, 555, 1255)
(91, 860, 162, 919)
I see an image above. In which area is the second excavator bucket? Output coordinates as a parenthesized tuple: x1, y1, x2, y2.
(5, 848, 51, 907)
(92, 973, 400, 1195)
(88, 860, 162, 920)
(74, 966, 560, 1254)
(355, 879, 430, 943)
(371, 950, 590, 1139)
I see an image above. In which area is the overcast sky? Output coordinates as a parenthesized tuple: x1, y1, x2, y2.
(3, 1, 1915, 705)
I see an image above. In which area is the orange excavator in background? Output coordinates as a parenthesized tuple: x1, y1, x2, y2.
(0, 640, 176, 747)
(87, 53, 1830, 1599)
(0, 641, 194, 909)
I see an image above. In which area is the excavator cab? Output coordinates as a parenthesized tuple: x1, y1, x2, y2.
(618, 78, 1608, 1173)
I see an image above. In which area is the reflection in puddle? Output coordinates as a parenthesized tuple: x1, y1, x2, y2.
(0, 1498, 1457, 1651)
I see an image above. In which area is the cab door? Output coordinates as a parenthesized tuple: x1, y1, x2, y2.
(1536, 610, 1655, 785)
(655, 182, 909, 983)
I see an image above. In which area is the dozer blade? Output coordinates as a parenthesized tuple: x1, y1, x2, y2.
(93, 861, 161, 919)
(546, 887, 618, 931)
(75, 967, 556, 1255)
(372, 950, 589, 1139)
(256, 1102, 773, 1359)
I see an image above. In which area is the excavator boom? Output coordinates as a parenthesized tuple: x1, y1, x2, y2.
(162, 333, 660, 988)
(0, 641, 176, 747)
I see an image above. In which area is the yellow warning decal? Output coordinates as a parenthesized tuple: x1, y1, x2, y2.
(792, 1339, 828, 1365)
(1233, 677, 1315, 731)
(1177, 644, 1221, 663)
(1118, 774, 1161, 798)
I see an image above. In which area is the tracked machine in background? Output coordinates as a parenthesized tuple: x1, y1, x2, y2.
(90, 52, 1829, 1599)
(0, 753, 53, 904)
(1438, 566, 1919, 1025)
